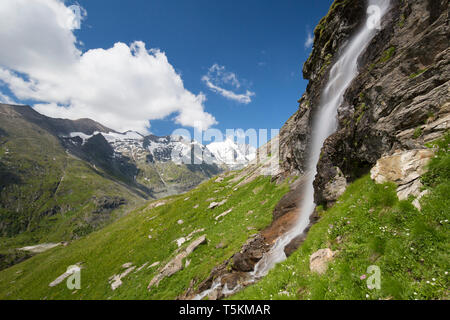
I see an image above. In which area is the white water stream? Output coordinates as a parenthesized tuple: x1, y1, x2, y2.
(195, 0, 391, 300)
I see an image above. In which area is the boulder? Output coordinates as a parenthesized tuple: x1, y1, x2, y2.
(370, 149, 434, 186)
(309, 248, 336, 275)
(19, 243, 61, 254)
(175, 237, 186, 247)
(110, 265, 136, 290)
(148, 261, 160, 269)
(175, 229, 205, 247)
(208, 199, 227, 209)
(147, 200, 166, 210)
(232, 235, 266, 272)
(148, 235, 207, 290)
(370, 149, 434, 209)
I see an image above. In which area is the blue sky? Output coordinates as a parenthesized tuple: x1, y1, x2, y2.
(0, 0, 333, 143)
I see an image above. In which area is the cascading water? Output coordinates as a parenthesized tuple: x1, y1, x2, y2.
(195, 0, 391, 300)
(253, 0, 391, 278)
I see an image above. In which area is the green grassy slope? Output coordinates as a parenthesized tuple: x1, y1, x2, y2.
(233, 135, 449, 300)
(0, 109, 144, 253)
(135, 160, 221, 198)
(0, 173, 289, 299)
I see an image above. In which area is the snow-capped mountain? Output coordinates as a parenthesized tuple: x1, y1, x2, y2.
(67, 131, 256, 170)
(206, 138, 257, 170)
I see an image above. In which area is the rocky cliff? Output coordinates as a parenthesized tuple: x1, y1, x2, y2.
(279, 0, 449, 207)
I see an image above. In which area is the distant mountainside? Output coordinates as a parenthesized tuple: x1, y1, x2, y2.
(0, 104, 256, 252)
(62, 130, 222, 199)
(65, 128, 257, 196)
(0, 104, 249, 255)
(0, 104, 146, 252)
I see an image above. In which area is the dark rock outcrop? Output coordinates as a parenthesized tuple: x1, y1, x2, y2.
(279, 0, 449, 207)
(284, 234, 307, 257)
(232, 235, 267, 272)
(279, 0, 368, 176)
(93, 196, 127, 214)
(284, 208, 320, 257)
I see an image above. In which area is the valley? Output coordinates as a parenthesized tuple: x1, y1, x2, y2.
(0, 0, 448, 301)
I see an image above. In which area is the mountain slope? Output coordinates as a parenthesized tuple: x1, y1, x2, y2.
(0, 104, 146, 252)
(0, 171, 290, 299)
(234, 134, 449, 300)
(279, 0, 449, 206)
(66, 131, 224, 198)
(0, 104, 249, 270)
(0, 0, 448, 301)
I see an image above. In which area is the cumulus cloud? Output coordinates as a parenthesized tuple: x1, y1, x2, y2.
(202, 64, 255, 104)
(0, 0, 216, 133)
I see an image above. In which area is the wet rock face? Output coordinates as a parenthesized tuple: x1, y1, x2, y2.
(303, 0, 365, 83)
(232, 235, 267, 272)
(279, 0, 366, 176)
(284, 234, 307, 258)
(284, 209, 320, 258)
(280, 0, 449, 207)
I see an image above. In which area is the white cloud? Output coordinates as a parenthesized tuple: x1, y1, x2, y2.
(202, 64, 255, 104)
(0, 0, 216, 133)
(0, 91, 15, 104)
(305, 30, 314, 48)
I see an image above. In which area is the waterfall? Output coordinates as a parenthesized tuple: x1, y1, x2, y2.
(194, 0, 391, 300)
(252, 0, 391, 278)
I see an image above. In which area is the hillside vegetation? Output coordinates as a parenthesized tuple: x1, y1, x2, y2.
(0, 172, 289, 299)
(0, 108, 144, 253)
(233, 134, 449, 300)
(0, 104, 222, 270)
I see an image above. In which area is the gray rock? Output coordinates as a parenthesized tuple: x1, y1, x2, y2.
(277, 0, 449, 208)
(322, 167, 347, 205)
(309, 248, 337, 275)
(208, 199, 227, 209)
(148, 235, 207, 290)
(371, 149, 434, 209)
(215, 208, 233, 221)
